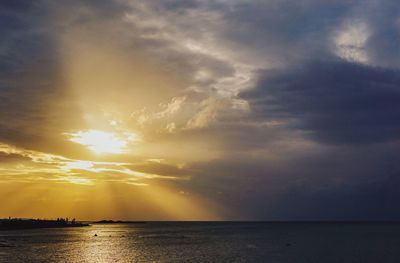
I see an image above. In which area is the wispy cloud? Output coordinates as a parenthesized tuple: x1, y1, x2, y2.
(0, 142, 184, 185)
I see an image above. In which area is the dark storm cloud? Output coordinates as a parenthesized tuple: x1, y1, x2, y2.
(242, 61, 400, 144)
(0, 0, 34, 9)
(214, 0, 352, 66)
(159, 0, 200, 10)
(0, 0, 58, 146)
(120, 0, 400, 219)
(363, 0, 400, 68)
(175, 141, 400, 220)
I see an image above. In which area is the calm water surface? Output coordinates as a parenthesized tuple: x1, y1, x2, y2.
(1, 222, 400, 262)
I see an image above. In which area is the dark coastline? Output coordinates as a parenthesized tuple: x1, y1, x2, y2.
(93, 220, 146, 224)
(0, 218, 89, 231)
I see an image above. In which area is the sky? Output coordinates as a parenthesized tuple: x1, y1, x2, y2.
(1, 0, 400, 221)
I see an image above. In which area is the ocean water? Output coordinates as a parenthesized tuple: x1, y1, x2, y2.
(1, 222, 400, 262)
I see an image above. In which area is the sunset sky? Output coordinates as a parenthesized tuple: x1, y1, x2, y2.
(1, 0, 400, 221)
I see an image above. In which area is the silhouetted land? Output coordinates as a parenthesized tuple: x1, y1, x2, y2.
(94, 220, 146, 224)
(0, 218, 89, 230)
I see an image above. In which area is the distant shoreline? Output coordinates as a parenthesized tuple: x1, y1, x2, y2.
(93, 220, 147, 224)
(0, 218, 89, 231)
(2, 219, 400, 231)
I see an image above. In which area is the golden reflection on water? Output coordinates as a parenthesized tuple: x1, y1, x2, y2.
(78, 225, 139, 263)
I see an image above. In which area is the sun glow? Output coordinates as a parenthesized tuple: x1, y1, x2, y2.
(63, 160, 94, 170)
(66, 130, 136, 154)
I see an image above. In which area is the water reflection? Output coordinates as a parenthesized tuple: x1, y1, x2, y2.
(2, 223, 400, 263)
(78, 225, 138, 263)
(0, 225, 141, 263)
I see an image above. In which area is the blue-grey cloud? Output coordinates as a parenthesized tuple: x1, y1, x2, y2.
(241, 61, 400, 144)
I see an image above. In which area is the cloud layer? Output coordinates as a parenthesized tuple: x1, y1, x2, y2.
(1, 0, 400, 220)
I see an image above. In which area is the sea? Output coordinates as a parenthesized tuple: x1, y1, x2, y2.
(1, 222, 400, 262)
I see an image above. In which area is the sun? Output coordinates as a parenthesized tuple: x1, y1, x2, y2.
(66, 129, 136, 154)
